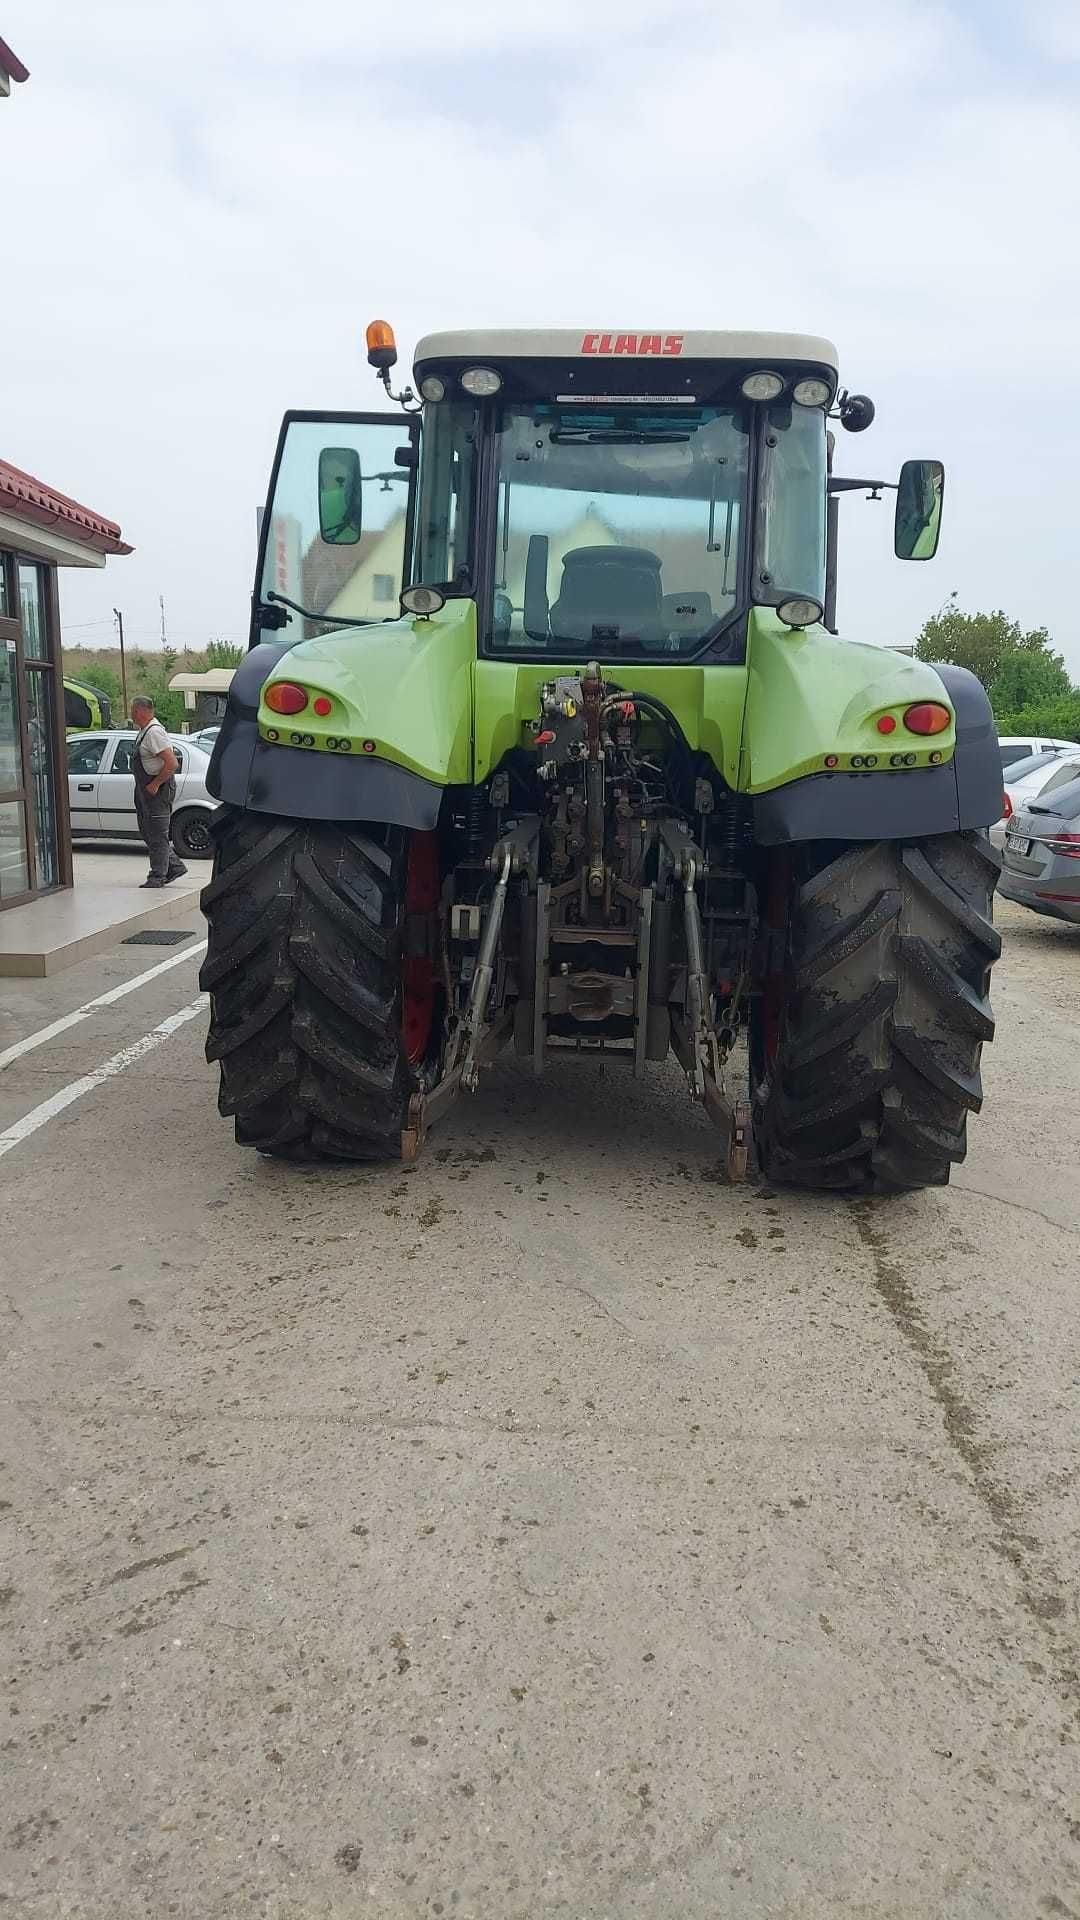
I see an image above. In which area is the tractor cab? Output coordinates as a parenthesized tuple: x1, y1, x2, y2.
(251, 327, 943, 660)
(410, 329, 838, 660)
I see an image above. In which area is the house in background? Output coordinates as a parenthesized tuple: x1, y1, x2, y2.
(0, 459, 131, 909)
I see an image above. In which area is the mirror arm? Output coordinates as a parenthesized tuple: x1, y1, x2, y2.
(264, 591, 374, 631)
(827, 478, 897, 496)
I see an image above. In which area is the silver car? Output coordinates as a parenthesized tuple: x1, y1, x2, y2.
(66, 730, 220, 859)
(999, 773, 1080, 925)
(992, 748, 1080, 849)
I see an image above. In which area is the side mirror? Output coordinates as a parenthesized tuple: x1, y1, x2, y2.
(318, 446, 363, 546)
(895, 458, 944, 561)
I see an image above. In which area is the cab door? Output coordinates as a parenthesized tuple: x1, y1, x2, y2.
(65, 734, 109, 831)
(251, 411, 419, 645)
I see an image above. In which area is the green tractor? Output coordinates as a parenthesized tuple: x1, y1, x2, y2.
(201, 324, 1001, 1191)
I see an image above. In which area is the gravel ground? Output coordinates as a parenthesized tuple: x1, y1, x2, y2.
(2, 896, 1079, 1919)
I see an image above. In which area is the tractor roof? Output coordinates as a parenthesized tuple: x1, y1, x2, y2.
(414, 330, 839, 374)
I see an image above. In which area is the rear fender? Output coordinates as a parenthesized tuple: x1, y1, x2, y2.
(742, 609, 1002, 843)
(208, 601, 476, 827)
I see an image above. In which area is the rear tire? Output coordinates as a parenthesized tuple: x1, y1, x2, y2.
(755, 831, 1001, 1192)
(199, 807, 437, 1161)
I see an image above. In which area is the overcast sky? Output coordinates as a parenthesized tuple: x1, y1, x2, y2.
(3, 0, 1079, 666)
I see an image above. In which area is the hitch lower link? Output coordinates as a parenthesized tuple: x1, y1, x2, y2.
(660, 820, 751, 1184)
(401, 819, 539, 1163)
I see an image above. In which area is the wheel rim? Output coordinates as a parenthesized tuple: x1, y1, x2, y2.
(181, 816, 212, 855)
(401, 830, 439, 1065)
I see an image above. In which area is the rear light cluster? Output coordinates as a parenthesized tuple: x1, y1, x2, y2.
(265, 681, 308, 716)
(264, 682, 334, 719)
(903, 702, 951, 736)
(875, 704, 951, 737)
(1002, 792, 1013, 820)
(1046, 833, 1080, 860)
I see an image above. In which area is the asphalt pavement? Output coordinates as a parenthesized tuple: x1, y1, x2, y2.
(2, 895, 1080, 1919)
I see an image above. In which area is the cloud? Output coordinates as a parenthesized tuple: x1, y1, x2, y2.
(3, 0, 1078, 662)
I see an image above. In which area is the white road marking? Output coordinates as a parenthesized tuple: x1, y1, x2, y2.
(0, 995, 208, 1161)
(0, 938, 208, 1073)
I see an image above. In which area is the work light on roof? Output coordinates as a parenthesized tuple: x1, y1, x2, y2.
(420, 375, 447, 403)
(792, 377, 832, 408)
(741, 370, 785, 402)
(777, 597, 823, 629)
(460, 366, 503, 397)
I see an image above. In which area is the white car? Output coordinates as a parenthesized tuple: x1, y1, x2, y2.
(66, 730, 220, 859)
(999, 733, 1080, 772)
(991, 748, 1080, 849)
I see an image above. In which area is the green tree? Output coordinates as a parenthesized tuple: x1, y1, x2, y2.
(988, 648, 1072, 714)
(206, 638, 244, 668)
(914, 594, 1064, 694)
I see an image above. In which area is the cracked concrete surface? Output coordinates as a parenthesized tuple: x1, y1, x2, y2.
(2, 898, 1080, 1917)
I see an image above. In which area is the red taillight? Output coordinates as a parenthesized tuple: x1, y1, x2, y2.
(1047, 833, 1080, 859)
(313, 695, 332, 717)
(904, 701, 951, 736)
(1002, 791, 1013, 820)
(265, 682, 308, 716)
(876, 714, 897, 735)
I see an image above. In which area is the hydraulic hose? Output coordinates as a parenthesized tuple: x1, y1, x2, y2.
(602, 691, 695, 794)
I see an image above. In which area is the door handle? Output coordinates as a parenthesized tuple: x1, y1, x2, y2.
(77, 782, 94, 791)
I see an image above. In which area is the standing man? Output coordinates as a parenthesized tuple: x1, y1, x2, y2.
(130, 696, 187, 888)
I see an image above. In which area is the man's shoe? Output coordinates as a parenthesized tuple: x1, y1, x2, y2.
(140, 877, 168, 888)
(167, 863, 189, 880)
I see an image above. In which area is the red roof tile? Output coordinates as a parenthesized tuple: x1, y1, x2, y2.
(0, 459, 132, 557)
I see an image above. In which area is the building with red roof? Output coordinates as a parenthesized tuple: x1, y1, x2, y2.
(1, 458, 132, 907)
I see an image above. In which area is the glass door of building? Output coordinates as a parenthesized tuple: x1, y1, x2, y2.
(19, 562, 61, 891)
(0, 551, 69, 907)
(0, 560, 31, 903)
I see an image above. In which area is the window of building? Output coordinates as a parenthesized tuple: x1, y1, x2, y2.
(19, 563, 47, 660)
(372, 573, 395, 602)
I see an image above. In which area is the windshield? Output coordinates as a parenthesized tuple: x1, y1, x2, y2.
(1030, 776, 1080, 820)
(1005, 750, 1060, 782)
(490, 404, 750, 656)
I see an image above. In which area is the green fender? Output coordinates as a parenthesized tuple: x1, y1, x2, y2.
(740, 607, 956, 790)
(254, 598, 475, 783)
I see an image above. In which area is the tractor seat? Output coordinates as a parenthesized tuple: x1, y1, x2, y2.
(550, 546, 665, 646)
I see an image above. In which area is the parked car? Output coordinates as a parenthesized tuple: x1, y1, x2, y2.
(999, 733, 1080, 771)
(992, 749, 1080, 848)
(184, 725, 220, 752)
(1000, 774, 1080, 924)
(65, 730, 220, 859)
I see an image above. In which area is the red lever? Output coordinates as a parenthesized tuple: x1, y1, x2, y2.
(535, 729, 556, 747)
(619, 701, 636, 720)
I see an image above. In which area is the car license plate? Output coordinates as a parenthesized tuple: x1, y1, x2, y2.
(1005, 832, 1032, 857)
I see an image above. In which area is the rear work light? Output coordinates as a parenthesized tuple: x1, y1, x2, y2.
(904, 702, 951, 736)
(265, 682, 308, 716)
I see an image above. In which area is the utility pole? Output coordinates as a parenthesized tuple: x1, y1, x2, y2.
(159, 594, 167, 648)
(113, 607, 129, 719)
